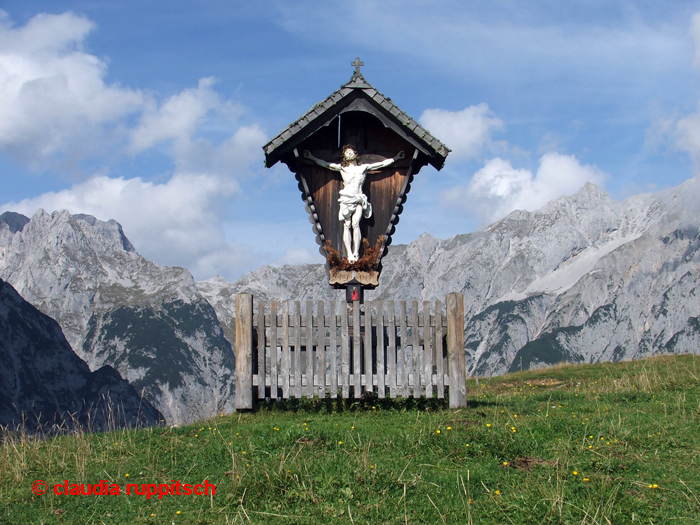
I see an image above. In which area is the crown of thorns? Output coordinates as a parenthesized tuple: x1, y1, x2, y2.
(340, 144, 358, 166)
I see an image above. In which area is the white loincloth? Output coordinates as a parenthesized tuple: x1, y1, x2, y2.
(338, 188, 372, 221)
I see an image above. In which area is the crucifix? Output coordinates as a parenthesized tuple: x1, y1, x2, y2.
(262, 60, 450, 295)
(351, 57, 364, 74)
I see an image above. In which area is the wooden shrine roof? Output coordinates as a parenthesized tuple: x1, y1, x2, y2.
(263, 70, 451, 170)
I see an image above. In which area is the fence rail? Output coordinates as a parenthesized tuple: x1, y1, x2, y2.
(235, 293, 466, 409)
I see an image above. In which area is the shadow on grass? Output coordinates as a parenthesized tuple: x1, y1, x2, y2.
(252, 390, 448, 413)
(249, 389, 500, 413)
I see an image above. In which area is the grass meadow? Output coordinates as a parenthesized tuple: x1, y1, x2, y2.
(1, 354, 699, 524)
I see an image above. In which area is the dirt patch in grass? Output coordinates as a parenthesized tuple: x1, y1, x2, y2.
(508, 456, 558, 470)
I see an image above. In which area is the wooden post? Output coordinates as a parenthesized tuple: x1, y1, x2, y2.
(446, 293, 467, 408)
(235, 294, 254, 410)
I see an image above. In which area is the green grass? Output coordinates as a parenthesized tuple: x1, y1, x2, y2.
(2, 354, 700, 524)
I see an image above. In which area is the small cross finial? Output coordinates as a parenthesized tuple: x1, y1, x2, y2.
(351, 57, 364, 74)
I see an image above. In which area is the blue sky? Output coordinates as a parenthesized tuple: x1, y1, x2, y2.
(1, 1, 700, 280)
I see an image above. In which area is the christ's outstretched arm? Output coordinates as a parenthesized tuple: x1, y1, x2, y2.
(303, 150, 342, 171)
(364, 150, 405, 171)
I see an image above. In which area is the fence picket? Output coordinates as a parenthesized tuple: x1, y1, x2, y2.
(423, 300, 432, 398)
(387, 301, 397, 399)
(341, 302, 349, 398)
(330, 301, 338, 398)
(317, 301, 326, 397)
(376, 300, 385, 399)
(352, 301, 361, 399)
(305, 301, 313, 398)
(400, 301, 409, 398)
(411, 301, 419, 397)
(269, 302, 278, 399)
(363, 300, 372, 394)
(257, 301, 266, 399)
(294, 301, 301, 398)
(281, 301, 290, 399)
(435, 300, 444, 398)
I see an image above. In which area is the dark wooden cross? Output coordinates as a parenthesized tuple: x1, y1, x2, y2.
(351, 57, 364, 74)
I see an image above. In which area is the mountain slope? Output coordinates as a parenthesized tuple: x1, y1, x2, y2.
(0, 278, 162, 432)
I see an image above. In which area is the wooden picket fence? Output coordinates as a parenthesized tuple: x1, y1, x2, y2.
(234, 293, 467, 409)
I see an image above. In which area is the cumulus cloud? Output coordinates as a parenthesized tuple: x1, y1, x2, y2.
(130, 78, 222, 154)
(0, 173, 260, 279)
(170, 123, 267, 175)
(0, 10, 144, 167)
(419, 104, 504, 161)
(443, 152, 607, 224)
(127, 77, 265, 174)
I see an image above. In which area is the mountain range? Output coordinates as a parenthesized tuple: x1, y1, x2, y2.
(0, 210, 235, 425)
(200, 177, 700, 377)
(2, 176, 700, 424)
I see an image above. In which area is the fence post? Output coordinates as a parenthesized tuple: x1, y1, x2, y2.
(235, 293, 254, 410)
(447, 293, 467, 408)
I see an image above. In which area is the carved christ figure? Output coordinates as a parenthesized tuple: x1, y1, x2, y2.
(304, 145, 405, 263)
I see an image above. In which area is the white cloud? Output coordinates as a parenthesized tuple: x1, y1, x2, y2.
(130, 78, 222, 153)
(419, 104, 504, 161)
(0, 174, 259, 280)
(0, 10, 265, 177)
(171, 124, 267, 175)
(443, 152, 607, 224)
(0, 10, 144, 167)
